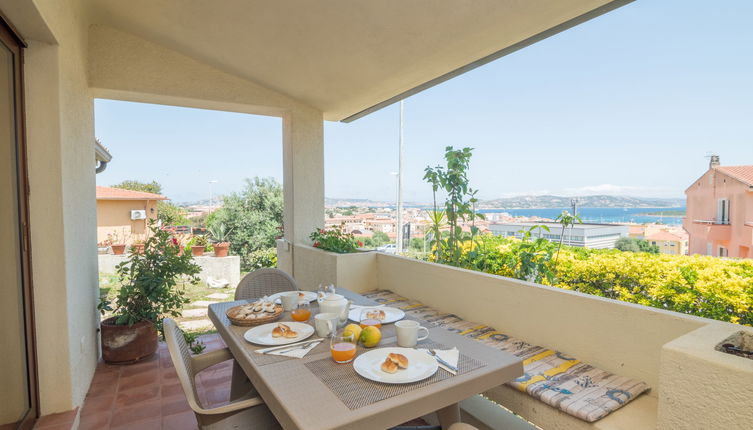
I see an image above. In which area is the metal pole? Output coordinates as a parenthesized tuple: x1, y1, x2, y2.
(209, 180, 218, 214)
(397, 101, 405, 253)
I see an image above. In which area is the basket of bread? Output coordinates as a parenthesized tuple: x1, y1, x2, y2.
(226, 299, 283, 326)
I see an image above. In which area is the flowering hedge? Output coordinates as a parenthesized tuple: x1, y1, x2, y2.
(309, 225, 363, 253)
(452, 235, 753, 325)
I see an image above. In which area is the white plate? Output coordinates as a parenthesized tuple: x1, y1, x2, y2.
(243, 322, 315, 346)
(353, 347, 438, 384)
(348, 306, 405, 324)
(267, 290, 318, 304)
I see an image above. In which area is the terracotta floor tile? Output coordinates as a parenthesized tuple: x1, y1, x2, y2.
(87, 380, 119, 398)
(109, 416, 162, 430)
(34, 409, 77, 428)
(115, 384, 160, 408)
(121, 357, 159, 377)
(109, 401, 162, 428)
(80, 394, 114, 416)
(161, 382, 184, 398)
(78, 411, 111, 430)
(161, 367, 179, 383)
(161, 394, 192, 416)
(90, 368, 120, 386)
(117, 369, 160, 391)
(163, 410, 199, 430)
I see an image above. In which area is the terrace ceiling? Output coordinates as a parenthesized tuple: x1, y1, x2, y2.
(89, 0, 631, 121)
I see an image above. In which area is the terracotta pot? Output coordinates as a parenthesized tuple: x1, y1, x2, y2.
(191, 245, 205, 256)
(213, 243, 230, 257)
(100, 317, 158, 364)
(131, 243, 145, 254)
(111, 244, 126, 255)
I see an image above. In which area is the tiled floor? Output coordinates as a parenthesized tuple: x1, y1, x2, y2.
(77, 334, 229, 430)
(74, 334, 430, 430)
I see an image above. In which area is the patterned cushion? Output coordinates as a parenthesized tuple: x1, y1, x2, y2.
(363, 290, 649, 423)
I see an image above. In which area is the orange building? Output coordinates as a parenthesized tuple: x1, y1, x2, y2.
(96, 186, 167, 244)
(684, 157, 753, 258)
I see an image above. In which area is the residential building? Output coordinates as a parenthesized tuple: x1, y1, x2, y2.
(95, 186, 166, 244)
(645, 231, 688, 255)
(684, 156, 753, 258)
(489, 222, 629, 249)
(2, 2, 751, 429)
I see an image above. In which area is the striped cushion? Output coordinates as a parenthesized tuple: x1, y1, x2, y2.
(363, 290, 649, 423)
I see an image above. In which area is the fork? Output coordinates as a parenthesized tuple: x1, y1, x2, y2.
(428, 349, 458, 372)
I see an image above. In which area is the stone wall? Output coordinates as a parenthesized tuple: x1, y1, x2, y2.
(99, 254, 241, 288)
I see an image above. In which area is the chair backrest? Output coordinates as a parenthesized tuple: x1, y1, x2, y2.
(163, 318, 202, 410)
(235, 268, 298, 301)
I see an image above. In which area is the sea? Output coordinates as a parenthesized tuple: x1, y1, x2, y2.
(477, 207, 686, 225)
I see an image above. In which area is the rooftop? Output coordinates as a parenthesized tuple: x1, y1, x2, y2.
(96, 186, 168, 201)
(715, 165, 753, 187)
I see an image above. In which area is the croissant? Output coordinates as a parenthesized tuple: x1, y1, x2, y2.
(284, 330, 298, 338)
(381, 358, 398, 373)
(272, 326, 285, 338)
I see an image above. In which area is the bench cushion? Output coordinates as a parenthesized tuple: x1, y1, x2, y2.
(363, 290, 649, 423)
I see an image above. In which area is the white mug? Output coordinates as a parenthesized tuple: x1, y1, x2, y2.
(314, 313, 338, 337)
(395, 320, 429, 348)
(280, 292, 299, 311)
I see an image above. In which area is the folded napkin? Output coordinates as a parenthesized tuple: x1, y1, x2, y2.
(254, 340, 323, 358)
(418, 347, 459, 375)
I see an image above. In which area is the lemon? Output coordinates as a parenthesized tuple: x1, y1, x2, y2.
(342, 323, 363, 342)
(360, 326, 382, 348)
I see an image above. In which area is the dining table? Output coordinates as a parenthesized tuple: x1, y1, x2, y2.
(207, 288, 523, 430)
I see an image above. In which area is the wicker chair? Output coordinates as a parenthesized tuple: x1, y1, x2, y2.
(234, 268, 299, 301)
(163, 318, 280, 430)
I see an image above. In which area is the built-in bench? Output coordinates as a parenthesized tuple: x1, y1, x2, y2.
(363, 290, 653, 428)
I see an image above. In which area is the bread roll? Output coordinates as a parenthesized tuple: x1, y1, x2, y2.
(388, 353, 409, 369)
(284, 330, 298, 338)
(272, 326, 285, 337)
(381, 358, 398, 373)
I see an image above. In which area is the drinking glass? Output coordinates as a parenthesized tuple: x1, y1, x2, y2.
(359, 308, 384, 329)
(330, 331, 357, 364)
(291, 301, 311, 322)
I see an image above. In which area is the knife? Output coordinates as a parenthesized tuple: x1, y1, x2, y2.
(257, 338, 324, 354)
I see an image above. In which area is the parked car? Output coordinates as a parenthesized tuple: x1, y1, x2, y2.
(376, 244, 397, 254)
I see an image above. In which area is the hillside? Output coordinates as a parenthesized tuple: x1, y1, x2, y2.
(478, 195, 684, 209)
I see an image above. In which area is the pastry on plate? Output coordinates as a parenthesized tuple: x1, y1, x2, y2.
(381, 357, 398, 374)
(387, 353, 409, 369)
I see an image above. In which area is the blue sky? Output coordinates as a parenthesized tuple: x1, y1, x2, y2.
(95, 0, 753, 204)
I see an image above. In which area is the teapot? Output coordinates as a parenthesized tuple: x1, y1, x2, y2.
(318, 293, 351, 325)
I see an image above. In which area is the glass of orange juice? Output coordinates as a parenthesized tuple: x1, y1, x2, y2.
(359, 308, 384, 329)
(291, 301, 311, 322)
(330, 331, 357, 364)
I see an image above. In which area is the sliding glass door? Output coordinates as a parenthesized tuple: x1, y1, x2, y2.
(0, 15, 37, 430)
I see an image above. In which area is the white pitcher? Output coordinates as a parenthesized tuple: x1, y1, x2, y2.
(318, 293, 351, 325)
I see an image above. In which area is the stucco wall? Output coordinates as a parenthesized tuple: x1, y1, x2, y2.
(96, 199, 158, 244)
(292, 244, 377, 293)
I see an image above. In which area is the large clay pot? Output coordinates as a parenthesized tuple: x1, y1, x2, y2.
(111, 244, 126, 255)
(191, 245, 205, 256)
(131, 243, 145, 254)
(100, 317, 158, 364)
(213, 243, 230, 257)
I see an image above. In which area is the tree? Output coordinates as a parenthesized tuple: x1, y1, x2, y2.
(554, 210, 581, 271)
(112, 180, 162, 194)
(209, 177, 283, 270)
(372, 231, 390, 247)
(615, 237, 660, 254)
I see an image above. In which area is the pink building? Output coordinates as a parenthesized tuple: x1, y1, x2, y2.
(684, 157, 753, 258)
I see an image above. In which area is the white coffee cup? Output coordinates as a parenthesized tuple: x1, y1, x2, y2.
(395, 320, 429, 348)
(280, 292, 299, 311)
(314, 313, 338, 337)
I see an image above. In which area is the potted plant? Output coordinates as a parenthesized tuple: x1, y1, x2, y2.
(97, 237, 113, 255)
(208, 222, 233, 257)
(190, 234, 209, 256)
(98, 221, 200, 363)
(131, 237, 146, 254)
(309, 223, 363, 253)
(109, 230, 129, 255)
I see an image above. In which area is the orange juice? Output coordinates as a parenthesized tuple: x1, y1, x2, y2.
(291, 308, 310, 321)
(330, 342, 356, 363)
(359, 318, 382, 329)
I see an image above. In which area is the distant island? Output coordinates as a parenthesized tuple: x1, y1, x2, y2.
(324, 194, 685, 209)
(477, 195, 685, 209)
(635, 209, 686, 216)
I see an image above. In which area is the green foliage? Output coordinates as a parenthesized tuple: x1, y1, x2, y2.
(615, 237, 660, 254)
(210, 177, 283, 271)
(207, 222, 233, 243)
(455, 234, 753, 325)
(372, 231, 390, 247)
(98, 221, 201, 329)
(157, 201, 191, 226)
(423, 146, 484, 265)
(246, 247, 278, 270)
(182, 331, 206, 354)
(554, 210, 582, 271)
(409, 237, 425, 252)
(112, 179, 162, 194)
(310, 224, 362, 253)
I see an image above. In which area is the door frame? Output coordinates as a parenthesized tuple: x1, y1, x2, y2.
(0, 11, 39, 430)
